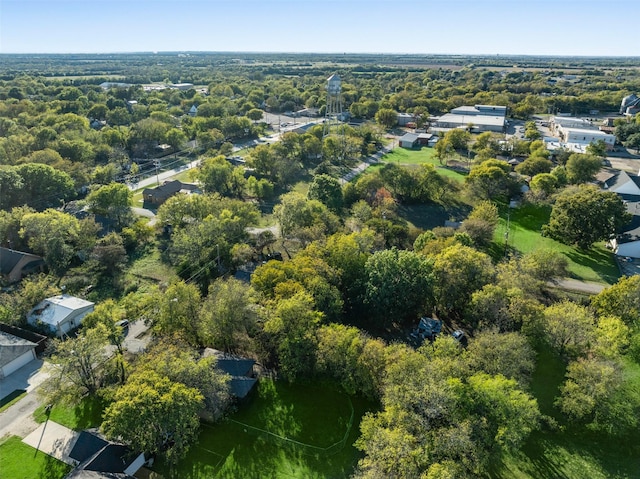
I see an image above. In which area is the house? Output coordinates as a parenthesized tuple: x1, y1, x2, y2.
(142, 180, 200, 206)
(66, 430, 145, 479)
(0, 331, 37, 379)
(610, 200, 640, 259)
(399, 132, 419, 148)
(602, 170, 640, 196)
(202, 348, 257, 399)
(189, 104, 198, 117)
(620, 94, 640, 116)
(27, 295, 95, 338)
(0, 247, 45, 283)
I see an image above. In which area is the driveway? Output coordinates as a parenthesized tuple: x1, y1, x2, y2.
(0, 360, 51, 440)
(22, 420, 80, 466)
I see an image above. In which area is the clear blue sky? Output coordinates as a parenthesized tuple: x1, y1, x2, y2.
(1, 0, 638, 56)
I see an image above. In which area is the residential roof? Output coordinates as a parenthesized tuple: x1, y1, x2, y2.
(603, 170, 640, 196)
(142, 180, 200, 202)
(0, 247, 43, 276)
(69, 431, 109, 464)
(28, 295, 94, 329)
(0, 331, 36, 367)
(230, 377, 258, 399)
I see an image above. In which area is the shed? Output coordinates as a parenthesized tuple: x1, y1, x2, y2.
(0, 331, 37, 379)
(27, 295, 95, 338)
(399, 133, 419, 148)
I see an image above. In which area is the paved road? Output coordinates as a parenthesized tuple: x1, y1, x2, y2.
(340, 142, 396, 184)
(548, 278, 607, 295)
(128, 158, 201, 191)
(0, 360, 51, 440)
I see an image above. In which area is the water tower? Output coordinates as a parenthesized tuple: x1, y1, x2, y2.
(323, 73, 344, 138)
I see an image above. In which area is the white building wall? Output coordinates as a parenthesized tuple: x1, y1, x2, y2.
(1, 349, 36, 378)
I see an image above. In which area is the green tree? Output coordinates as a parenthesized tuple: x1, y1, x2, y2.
(263, 291, 322, 380)
(374, 108, 398, 129)
(543, 301, 595, 357)
(591, 275, 640, 325)
(542, 184, 631, 249)
(246, 108, 264, 122)
(197, 155, 246, 197)
(133, 339, 231, 421)
(274, 191, 340, 244)
(529, 173, 557, 198)
(565, 153, 602, 184)
(364, 248, 433, 327)
(307, 173, 343, 212)
(87, 182, 133, 229)
(465, 330, 535, 387)
(41, 324, 110, 404)
(19, 209, 84, 275)
(102, 370, 203, 465)
(199, 278, 257, 353)
(466, 159, 514, 200)
(14, 163, 75, 210)
(150, 281, 202, 345)
(432, 245, 495, 318)
(165, 128, 187, 150)
(461, 201, 499, 247)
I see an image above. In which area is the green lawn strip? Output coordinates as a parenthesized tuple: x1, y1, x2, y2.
(0, 390, 26, 413)
(0, 436, 70, 479)
(153, 379, 374, 479)
(494, 203, 619, 284)
(33, 396, 106, 430)
(379, 147, 467, 182)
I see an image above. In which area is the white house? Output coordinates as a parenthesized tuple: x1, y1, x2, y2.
(0, 331, 37, 379)
(28, 295, 95, 337)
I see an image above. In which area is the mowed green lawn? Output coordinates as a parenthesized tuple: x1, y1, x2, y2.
(381, 147, 467, 182)
(0, 436, 70, 479)
(494, 203, 619, 284)
(154, 379, 374, 479)
(490, 350, 640, 479)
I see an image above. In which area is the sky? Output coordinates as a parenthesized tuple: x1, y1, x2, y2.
(0, 0, 638, 57)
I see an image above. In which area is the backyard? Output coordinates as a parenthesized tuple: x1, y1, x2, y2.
(153, 379, 374, 479)
(489, 350, 640, 479)
(493, 203, 619, 284)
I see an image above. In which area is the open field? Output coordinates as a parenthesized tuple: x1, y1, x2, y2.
(153, 379, 374, 479)
(494, 203, 619, 284)
(0, 436, 70, 479)
(380, 147, 467, 182)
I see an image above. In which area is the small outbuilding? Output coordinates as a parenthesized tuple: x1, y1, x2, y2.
(399, 133, 419, 148)
(28, 295, 95, 338)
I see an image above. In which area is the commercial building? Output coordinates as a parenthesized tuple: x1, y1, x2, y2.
(432, 104, 507, 133)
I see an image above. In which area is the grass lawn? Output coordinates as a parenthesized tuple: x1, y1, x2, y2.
(489, 350, 640, 479)
(125, 248, 179, 288)
(0, 436, 70, 479)
(494, 203, 619, 285)
(153, 379, 375, 479)
(380, 147, 467, 183)
(33, 396, 106, 430)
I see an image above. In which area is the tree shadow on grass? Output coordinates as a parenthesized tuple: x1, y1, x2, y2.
(72, 396, 107, 430)
(563, 247, 618, 284)
(37, 452, 70, 479)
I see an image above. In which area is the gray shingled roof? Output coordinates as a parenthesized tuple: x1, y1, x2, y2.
(0, 331, 36, 367)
